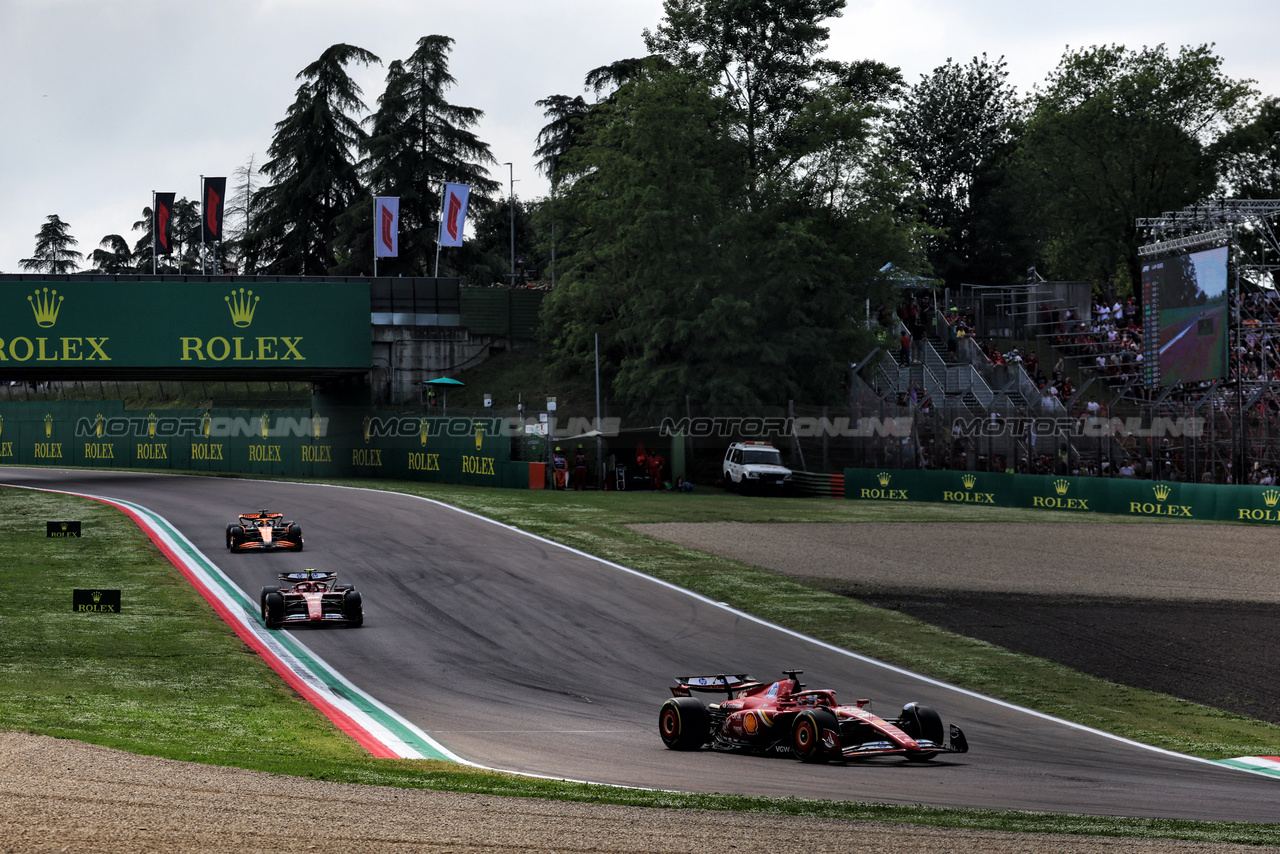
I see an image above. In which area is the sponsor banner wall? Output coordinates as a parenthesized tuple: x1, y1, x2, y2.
(0, 402, 518, 487)
(3, 280, 370, 369)
(843, 468, 1280, 525)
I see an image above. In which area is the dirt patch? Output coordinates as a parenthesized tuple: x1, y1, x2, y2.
(2, 732, 1270, 854)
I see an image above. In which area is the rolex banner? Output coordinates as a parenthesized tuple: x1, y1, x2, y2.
(202, 177, 227, 243)
(438, 183, 470, 248)
(2, 281, 370, 369)
(154, 192, 176, 256)
(374, 196, 399, 258)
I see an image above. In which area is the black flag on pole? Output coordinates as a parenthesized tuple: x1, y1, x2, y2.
(202, 177, 227, 243)
(154, 192, 176, 256)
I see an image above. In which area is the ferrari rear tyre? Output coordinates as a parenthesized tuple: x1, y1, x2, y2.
(343, 590, 364, 627)
(263, 592, 284, 629)
(791, 708, 840, 763)
(659, 697, 710, 750)
(898, 702, 944, 745)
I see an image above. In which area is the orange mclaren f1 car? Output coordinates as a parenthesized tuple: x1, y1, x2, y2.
(226, 510, 304, 552)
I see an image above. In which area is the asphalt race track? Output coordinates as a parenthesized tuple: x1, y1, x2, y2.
(6, 467, 1280, 822)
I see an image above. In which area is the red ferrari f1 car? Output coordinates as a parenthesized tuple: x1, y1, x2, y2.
(227, 510, 304, 552)
(259, 570, 363, 629)
(659, 671, 968, 762)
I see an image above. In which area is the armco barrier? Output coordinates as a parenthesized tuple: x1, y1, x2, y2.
(0, 401, 532, 488)
(844, 468, 1280, 525)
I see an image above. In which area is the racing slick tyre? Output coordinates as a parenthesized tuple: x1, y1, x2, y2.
(791, 708, 840, 763)
(898, 702, 944, 760)
(259, 586, 276, 611)
(659, 697, 710, 751)
(263, 591, 284, 629)
(287, 524, 303, 550)
(227, 525, 245, 551)
(343, 590, 364, 627)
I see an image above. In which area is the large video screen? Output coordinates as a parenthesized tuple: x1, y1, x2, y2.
(1140, 245, 1229, 387)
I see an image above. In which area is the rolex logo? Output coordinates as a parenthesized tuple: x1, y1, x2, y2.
(60, 523, 68, 532)
(362, 416, 372, 443)
(147, 413, 157, 438)
(1264, 489, 1280, 508)
(475, 422, 484, 450)
(961, 474, 977, 489)
(94, 414, 105, 438)
(92, 591, 102, 603)
(420, 418, 429, 446)
(225, 288, 259, 327)
(261, 413, 270, 439)
(876, 472, 891, 486)
(1153, 483, 1172, 501)
(1053, 479, 1070, 496)
(202, 411, 212, 438)
(44, 414, 53, 438)
(28, 287, 63, 327)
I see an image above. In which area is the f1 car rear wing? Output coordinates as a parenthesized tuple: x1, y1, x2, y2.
(671, 674, 758, 698)
(240, 510, 287, 522)
(279, 570, 337, 583)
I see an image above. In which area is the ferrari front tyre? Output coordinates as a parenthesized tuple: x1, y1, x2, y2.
(259, 586, 276, 611)
(263, 592, 284, 629)
(898, 702, 944, 745)
(343, 590, 364, 627)
(791, 708, 840, 763)
(659, 697, 710, 750)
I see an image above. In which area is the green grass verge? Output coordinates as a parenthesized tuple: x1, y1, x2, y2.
(3, 481, 1279, 844)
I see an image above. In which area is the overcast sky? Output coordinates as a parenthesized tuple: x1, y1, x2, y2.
(2, 0, 1277, 274)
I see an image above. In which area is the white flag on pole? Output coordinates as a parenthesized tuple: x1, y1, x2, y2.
(374, 196, 399, 258)
(438, 183, 470, 248)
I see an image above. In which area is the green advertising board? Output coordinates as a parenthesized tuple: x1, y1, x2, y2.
(844, 467, 1280, 526)
(0, 402, 527, 488)
(1, 281, 370, 369)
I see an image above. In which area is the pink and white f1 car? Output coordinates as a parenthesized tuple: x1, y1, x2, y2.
(659, 670, 968, 762)
(259, 570, 363, 629)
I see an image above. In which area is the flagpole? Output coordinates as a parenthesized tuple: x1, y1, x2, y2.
(433, 182, 446, 278)
(200, 175, 206, 275)
(373, 194, 378, 278)
(151, 191, 157, 275)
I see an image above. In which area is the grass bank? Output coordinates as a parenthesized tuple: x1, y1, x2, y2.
(2, 481, 1278, 844)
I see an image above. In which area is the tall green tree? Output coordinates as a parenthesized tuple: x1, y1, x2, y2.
(533, 94, 589, 184)
(252, 43, 380, 275)
(1019, 44, 1255, 294)
(545, 52, 918, 406)
(86, 234, 134, 273)
(335, 36, 497, 276)
(644, 0, 851, 201)
(20, 215, 82, 274)
(1212, 96, 1280, 198)
(892, 55, 1028, 287)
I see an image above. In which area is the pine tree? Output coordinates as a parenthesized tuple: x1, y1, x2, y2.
(252, 44, 381, 275)
(336, 35, 497, 276)
(20, 215, 82, 274)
